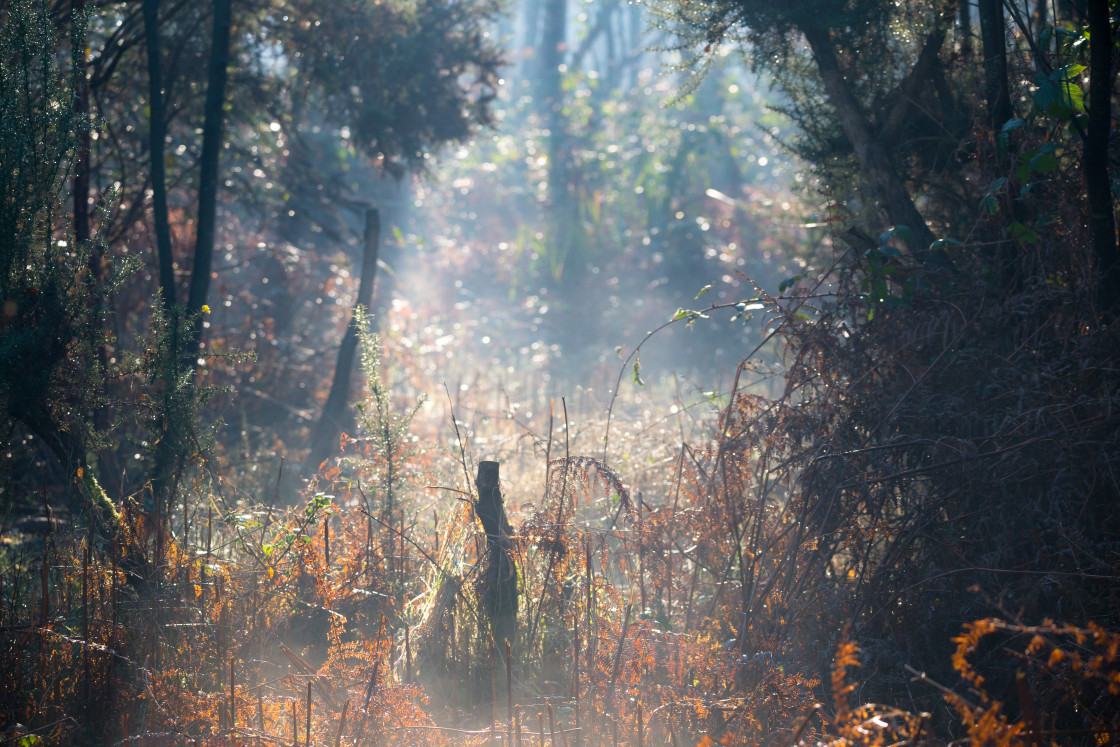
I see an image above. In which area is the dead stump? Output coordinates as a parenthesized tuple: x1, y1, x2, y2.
(474, 461, 518, 661)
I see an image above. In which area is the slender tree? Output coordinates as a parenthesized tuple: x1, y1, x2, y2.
(978, 0, 1012, 128)
(72, 0, 91, 249)
(1085, 0, 1118, 313)
(799, 18, 943, 261)
(660, 1, 953, 261)
(186, 0, 232, 337)
(304, 208, 382, 476)
(143, 0, 177, 310)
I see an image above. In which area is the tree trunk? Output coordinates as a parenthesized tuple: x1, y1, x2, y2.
(1086, 0, 1119, 313)
(978, 0, 1012, 128)
(879, 30, 946, 148)
(186, 0, 232, 340)
(304, 209, 382, 477)
(801, 22, 944, 263)
(520, 0, 541, 79)
(144, 0, 177, 310)
(541, 0, 570, 251)
(15, 401, 150, 589)
(958, 0, 972, 59)
(474, 461, 518, 663)
(72, 0, 91, 251)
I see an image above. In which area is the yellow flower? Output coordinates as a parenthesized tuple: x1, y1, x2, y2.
(201, 304, 211, 314)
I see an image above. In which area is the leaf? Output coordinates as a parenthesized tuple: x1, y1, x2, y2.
(1031, 150, 1059, 175)
(980, 194, 999, 216)
(1010, 222, 1040, 243)
(980, 178, 1007, 215)
(1055, 80, 1085, 114)
(778, 274, 803, 293)
(870, 277, 889, 303)
(695, 283, 712, 299)
(632, 359, 645, 388)
(879, 224, 912, 245)
(1049, 63, 1087, 81)
(1033, 80, 1057, 111)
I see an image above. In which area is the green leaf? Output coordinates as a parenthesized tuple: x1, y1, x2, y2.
(1049, 63, 1087, 81)
(1056, 80, 1085, 114)
(1031, 150, 1059, 175)
(1033, 80, 1057, 111)
(870, 277, 889, 303)
(695, 283, 712, 299)
(879, 225, 912, 245)
(778, 274, 803, 293)
(632, 359, 645, 388)
(980, 194, 999, 216)
(1009, 222, 1039, 243)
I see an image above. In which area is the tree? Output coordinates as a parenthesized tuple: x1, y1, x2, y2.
(653, 0, 1120, 722)
(185, 0, 232, 331)
(1085, 0, 1118, 312)
(142, 0, 176, 310)
(1, 0, 146, 579)
(978, 0, 1012, 128)
(304, 209, 382, 476)
(660, 0, 957, 261)
(64, 0, 503, 497)
(275, 0, 503, 176)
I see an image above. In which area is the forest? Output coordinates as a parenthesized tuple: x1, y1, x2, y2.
(2, 0, 1119, 743)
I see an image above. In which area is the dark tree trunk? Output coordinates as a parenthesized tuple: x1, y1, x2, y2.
(978, 0, 1012, 128)
(73, 0, 123, 497)
(14, 400, 150, 589)
(186, 0, 232, 338)
(1086, 0, 1119, 313)
(958, 0, 972, 58)
(879, 30, 946, 148)
(304, 209, 382, 477)
(144, 0, 177, 310)
(73, 0, 90, 250)
(474, 461, 518, 662)
(801, 22, 945, 264)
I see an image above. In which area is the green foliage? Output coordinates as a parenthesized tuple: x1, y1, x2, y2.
(352, 307, 422, 521)
(142, 300, 236, 507)
(275, 0, 503, 174)
(0, 0, 98, 476)
(0, 0, 76, 287)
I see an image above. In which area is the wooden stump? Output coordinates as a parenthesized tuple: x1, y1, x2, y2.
(474, 461, 518, 663)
